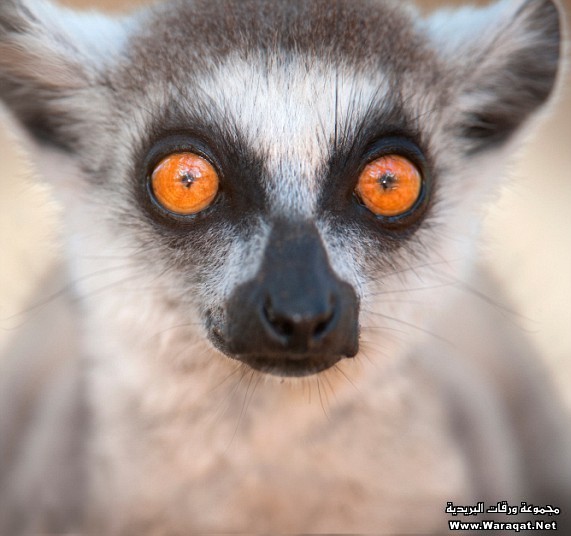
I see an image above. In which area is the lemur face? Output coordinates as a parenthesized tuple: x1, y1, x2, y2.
(124, 44, 438, 377)
(104, 3, 445, 377)
(0, 0, 560, 377)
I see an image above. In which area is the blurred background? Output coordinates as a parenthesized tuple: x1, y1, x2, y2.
(1, 0, 570, 407)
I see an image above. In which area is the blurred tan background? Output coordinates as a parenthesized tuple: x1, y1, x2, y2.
(1, 0, 570, 407)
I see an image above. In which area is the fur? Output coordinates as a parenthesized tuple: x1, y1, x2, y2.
(0, 0, 570, 533)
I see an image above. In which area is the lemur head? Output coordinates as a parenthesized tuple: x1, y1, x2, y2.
(0, 0, 561, 378)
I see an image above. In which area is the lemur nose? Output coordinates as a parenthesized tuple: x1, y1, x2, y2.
(262, 295, 336, 351)
(220, 220, 360, 377)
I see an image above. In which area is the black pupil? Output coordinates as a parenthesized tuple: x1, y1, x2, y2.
(378, 172, 397, 191)
(180, 172, 195, 188)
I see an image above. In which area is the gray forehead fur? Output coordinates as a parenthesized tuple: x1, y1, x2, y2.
(133, 0, 430, 69)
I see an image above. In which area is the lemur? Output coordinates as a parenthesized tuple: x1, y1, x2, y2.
(0, 0, 570, 533)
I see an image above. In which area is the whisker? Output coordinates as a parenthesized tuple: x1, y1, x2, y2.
(315, 376, 331, 422)
(144, 321, 204, 345)
(1, 263, 144, 324)
(227, 369, 256, 449)
(322, 372, 339, 407)
(362, 311, 453, 346)
(359, 323, 408, 336)
(367, 281, 454, 298)
(333, 363, 362, 396)
(215, 365, 248, 432)
(203, 362, 243, 397)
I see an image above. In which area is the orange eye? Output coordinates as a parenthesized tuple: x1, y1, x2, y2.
(355, 155, 422, 217)
(151, 152, 219, 215)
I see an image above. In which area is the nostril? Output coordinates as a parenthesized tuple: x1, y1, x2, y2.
(263, 301, 295, 338)
(262, 296, 337, 345)
(273, 317, 295, 338)
(313, 309, 334, 339)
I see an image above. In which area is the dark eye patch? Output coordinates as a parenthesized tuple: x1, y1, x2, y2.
(131, 106, 270, 237)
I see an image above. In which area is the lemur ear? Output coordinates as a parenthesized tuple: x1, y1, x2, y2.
(428, 0, 562, 154)
(0, 0, 126, 151)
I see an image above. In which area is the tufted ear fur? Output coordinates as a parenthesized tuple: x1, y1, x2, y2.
(427, 0, 562, 154)
(0, 0, 127, 152)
